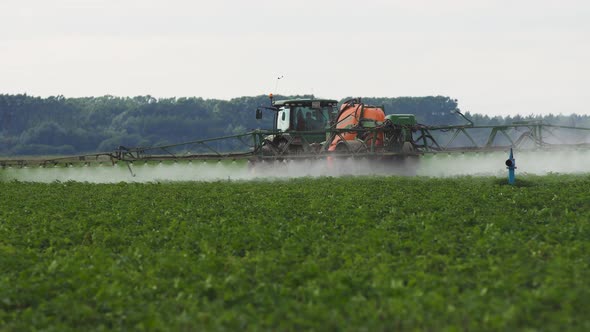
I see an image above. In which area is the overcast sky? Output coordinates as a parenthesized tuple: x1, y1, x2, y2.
(1, 0, 589, 116)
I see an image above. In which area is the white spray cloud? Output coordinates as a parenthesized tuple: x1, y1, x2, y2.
(3, 149, 590, 183)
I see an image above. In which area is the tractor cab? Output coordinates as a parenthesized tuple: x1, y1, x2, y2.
(256, 97, 338, 154)
(272, 99, 338, 132)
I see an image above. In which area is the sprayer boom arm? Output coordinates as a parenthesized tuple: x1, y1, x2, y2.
(3, 122, 590, 169)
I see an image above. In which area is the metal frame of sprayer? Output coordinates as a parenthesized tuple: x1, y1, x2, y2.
(2, 103, 590, 174)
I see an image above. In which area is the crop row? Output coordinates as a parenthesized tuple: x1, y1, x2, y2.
(1, 175, 589, 330)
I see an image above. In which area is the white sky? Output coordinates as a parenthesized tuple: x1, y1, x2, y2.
(1, 0, 589, 116)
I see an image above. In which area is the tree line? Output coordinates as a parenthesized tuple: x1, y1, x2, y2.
(1, 94, 589, 155)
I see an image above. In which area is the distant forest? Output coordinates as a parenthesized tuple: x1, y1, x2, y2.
(1, 94, 589, 156)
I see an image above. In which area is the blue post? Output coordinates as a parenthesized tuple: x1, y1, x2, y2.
(505, 148, 516, 185)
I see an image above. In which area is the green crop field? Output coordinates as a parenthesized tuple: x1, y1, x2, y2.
(1, 175, 590, 331)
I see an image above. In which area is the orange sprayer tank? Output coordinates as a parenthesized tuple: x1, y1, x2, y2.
(328, 99, 385, 152)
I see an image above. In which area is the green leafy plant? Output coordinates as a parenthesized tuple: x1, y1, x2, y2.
(1, 174, 589, 330)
